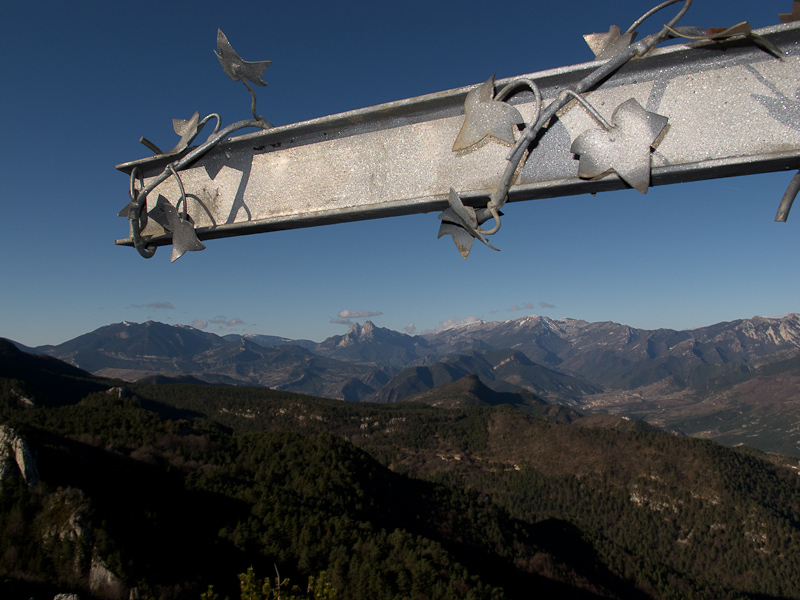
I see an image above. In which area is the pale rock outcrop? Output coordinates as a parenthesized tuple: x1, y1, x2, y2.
(9, 387, 35, 406)
(90, 556, 127, 599)
(105, 386, 129, 399)
(40, 487, 93, 577)
(0, 424, 39, 488)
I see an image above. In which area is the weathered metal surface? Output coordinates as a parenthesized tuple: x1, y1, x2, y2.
(116, 21, 800, 251)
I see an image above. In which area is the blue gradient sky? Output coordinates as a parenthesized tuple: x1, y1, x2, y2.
(1, 0, 798, 347)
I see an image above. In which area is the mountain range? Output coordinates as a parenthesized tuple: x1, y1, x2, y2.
(7, 313, 800, 455)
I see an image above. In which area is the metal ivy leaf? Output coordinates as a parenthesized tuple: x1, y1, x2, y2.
(437, 222, 476, 259)
(583, 25, 637, 61)
(150, 197, 206, 262)
(137, 112, 209, 157)
(437, 189, 499, 258)
(664, 23, 785, 60)
(570, 98, 668, 194)
(163, 111, 206, 156)
(215, 29, 271, 86)
(452, 76, 524, 152)
(665, 23, 751, 40)
(780, 1, 800, 23)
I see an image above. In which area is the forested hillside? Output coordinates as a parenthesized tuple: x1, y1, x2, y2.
(2, 342, 800, 600)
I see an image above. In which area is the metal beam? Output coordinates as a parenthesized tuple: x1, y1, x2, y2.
(116, 21, 800, 254)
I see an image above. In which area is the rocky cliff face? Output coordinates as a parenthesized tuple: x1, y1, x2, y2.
(89, 556, 127, 599)
(315, 320, 436, 368)
(0, 425, 128, 599)
(0, 424, 39, 488)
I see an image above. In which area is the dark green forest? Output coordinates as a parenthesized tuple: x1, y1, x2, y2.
(1, 340, 799, 600)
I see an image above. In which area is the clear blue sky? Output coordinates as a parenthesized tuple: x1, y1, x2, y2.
(1, 0, 798, 347)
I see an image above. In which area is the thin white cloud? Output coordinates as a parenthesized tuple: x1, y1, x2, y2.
(404, 322, 416, 334)
(499, 303, 546, 313)
(209, 316, 245, 327)
(195, 315, 248, 331)
(129, 301, 175, 310)
(149, 302, 175, 310)
(338, 310, 383, 319)
(438, 315, 482, 331)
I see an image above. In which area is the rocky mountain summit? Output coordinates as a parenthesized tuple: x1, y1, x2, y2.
(314, 320, 436, 368)
(424, 313, 800, 388)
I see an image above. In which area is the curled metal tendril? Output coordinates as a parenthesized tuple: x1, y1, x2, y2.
(129, 167, 143, 204)
(557, 90, 613, 130)
(128, 167, 156, 259)
(478, 79, 543, 236)
(168, 164, 188, 219)
(627, 0, 693, 36)
(242, 79, 273, 127)
(201, 113, 222, 136)
(776, 170, 800, 222)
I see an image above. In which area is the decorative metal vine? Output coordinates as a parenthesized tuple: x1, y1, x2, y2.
(123, 2, 798, 262)
(439, 0, 794, 258)
(121, 29, 272, 261)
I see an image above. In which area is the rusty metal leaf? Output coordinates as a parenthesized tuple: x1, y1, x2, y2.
(780, 1, 800, 23)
